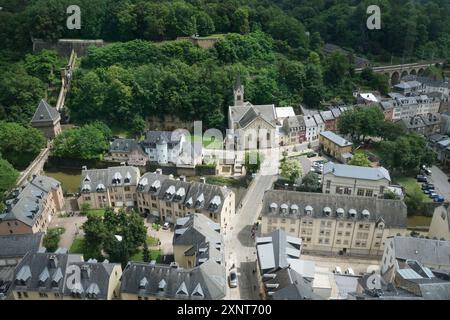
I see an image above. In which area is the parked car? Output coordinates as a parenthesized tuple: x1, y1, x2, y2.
(423, 189, 432, 195)
(229, 270, 238, 288)
(421, 183, 428, 190)
(416, 175, 427, 183)
(429, 192, 439, 199)
(434, 196, 445, 203)
(425, 184, 434, 190)
(162, 222, 170, 230)
(307, 152, 318, 158)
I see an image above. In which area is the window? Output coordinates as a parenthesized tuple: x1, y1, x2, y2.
(320, 230, 325, 235)
(318, 238, 323, 244)
(124, 186, 130, 192)
(325, 231, 330, 236)
(23, 292, 28, 298)
(320, 221, 325, 227)
(326, 221, 332, 227)
(337, 231, 343, 236)
(290, 228, 295, 233)
(308, 221, 313, 225)
(336, 187, 343, 194)
(326, 180, 331, 188)
(359, 224, 364, 229)
(152, 203, 157, 208)
(39, 292, 48, 298)
(338, 222, 344, 228)
(17, 292, 22, 299)
(281, 218, 286, 223)
(344, 188, 351, 195)
(364, 224, 370, 230)
(346, 223, 352, 228)
(345, 231, 351, 236)
(357, 189, 364, 196)
(379, 186, 385, 194)
(343, 240, 349, 245)
(290, 219, 296, 225)
(306, 237, 311, 242)
(166, 202, 171, 207)
(365, 190, 373, 197)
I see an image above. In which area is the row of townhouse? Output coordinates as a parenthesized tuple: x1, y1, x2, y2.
(7, 213, 227, 300)
(379, 92, 441, 122)
(280, 106, 352, 145)
(427, 134, 450, 167)
(77, 166, 235, 225)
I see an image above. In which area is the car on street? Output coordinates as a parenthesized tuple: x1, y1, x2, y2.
(162, 222, 170, 230)
(422, 183, 434, 190)
(416, 175, 427, 183)
(229, 269, 238, 288)
(307, 152, 318, 158)
(429, 192, 438, 199)
(434, 196, 445, 203)
(423, 189, 433, 195)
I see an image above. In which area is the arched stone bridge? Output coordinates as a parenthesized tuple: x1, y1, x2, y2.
(355, 61, 444, 85)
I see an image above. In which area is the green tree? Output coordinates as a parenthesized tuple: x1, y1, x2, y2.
(43, 228, 65, 252)
(196, 11, 215, 36)
(0, 158, 19, 193)
(231, 7, 250, 34)
(300, 172, 321, 192)
(244, 152, 262, 174)
(142, 241, 150, 262)
(348, 152, 371, 167)
(280, 159, 302, 183)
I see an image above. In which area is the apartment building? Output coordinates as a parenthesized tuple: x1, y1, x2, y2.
(260, 190, 407, 256)
(282, 116, 306, 145)
(106, 138, 147, 166)
(10, 250, 122, 300)
(0, 176, 64, 235)
(322, 162, 391, 198)
(319, 132, 353, 163)
(77, 166, 140, 209)
(136, 171, 235, 225)
(379, 93, 440, 122)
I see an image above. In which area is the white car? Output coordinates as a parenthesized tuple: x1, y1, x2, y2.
(229, 270, 238, 288)
(162, 222, 170, 230)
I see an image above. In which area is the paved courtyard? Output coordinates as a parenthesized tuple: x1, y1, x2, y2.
(49, 215, 87, 250)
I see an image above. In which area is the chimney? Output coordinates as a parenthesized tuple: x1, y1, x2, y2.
(155, 168, 162, 175)
(180, 176, 186, 182)
(200, 177, 206, 184)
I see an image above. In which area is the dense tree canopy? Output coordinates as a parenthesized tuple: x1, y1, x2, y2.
(0, 158, 19, 195)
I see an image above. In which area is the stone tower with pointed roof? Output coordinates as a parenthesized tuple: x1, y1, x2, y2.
(30, 99, 61, 140)
(233, 72, 244, 106)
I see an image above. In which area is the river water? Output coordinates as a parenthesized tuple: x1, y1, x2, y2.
(44, 168, 81, 194)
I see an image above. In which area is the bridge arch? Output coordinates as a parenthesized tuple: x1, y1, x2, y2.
(410, 69, 417, 76)
(401, 70, 409, 79)
(418, 68, 425, 76)
(391, 71, 400, 85)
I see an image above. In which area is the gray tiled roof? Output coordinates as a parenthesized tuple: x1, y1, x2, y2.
(391, 236, 450, 269)
(11, 252, 83, 294)
(283, 116, 305, 130)
(31, 99, 60, 123)
(267, 268, 322, 300)
(1, 176, 61, 227)
(63, 260, 119, 299)
(142, 131, 183, 148)
(109, 138, 143, 154)
(120, 259, 226, 300)
(0, 233, 44, 258)
(320, 131, 353, 147)
(256, 229, 301, 273)
(136, 172, 169, 195)
(324, 162, 391, 182)
(173, 214, 222, 265)
(319, 110, 335, 121)
(262, 190, 407, 228)
(80, 166, 140, 192)
(229, 103, 277, 128)
(303, 115, 317, 128)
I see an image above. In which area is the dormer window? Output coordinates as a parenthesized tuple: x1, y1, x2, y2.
(323, 207, 332, 217)
(269, 203, 278, 213)
(82, 184, 91, 192)
(164, 185, 176, 199)
(174, 187, 186, 201)
(84, 175, 91, 182)
(362, 209, 370, 219)
(280, 203, 288, 214)
(176, 282, 189, 297)
(185, 197, 193, 207)
(124, 172, 131, 184)
(150, 180, 161, 193)
(158, 279, 166, 292)
(96, 183, 105, 192)
(349, 209, 357, 219)
(112, 172, 122, 184)
(290, 204, 298, 214)
(139, 277, 148, 290)
(195, 193, 205, 208)
(305, 205, 313, 216)
(209, 195, 221, 211)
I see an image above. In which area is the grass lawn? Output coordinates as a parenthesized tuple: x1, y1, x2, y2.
(69, 238, 85, 254)
(130, 249, 162, 262)
(192, 134, 223, 149)
(86, 209, 106, 217)
(396, 177, 433, 203)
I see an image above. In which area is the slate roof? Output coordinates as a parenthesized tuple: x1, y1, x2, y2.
(120, 259, 226, 300)
(267, 268, 322, 300)
(0, 176, 61, 227)
(173, 214, 222, 265)
(136, 172, 169, 195)
(142, 131, 184, 148)
(324, 162, 391, 182)
(80, 166, 140, 192)
(63, 260, 119, 299)
(320, 131, 353, 147)
(319, 110, 335, 121)
(275, 107, 295, 119)
(109, 139, 143, 154)
(31, 99, 60, 123)
(229, 103, 277, 129)
(303, 115, 317, 128)
(262, 190, 407, 228)
(390, 237, 450, 269)
(0, 233, 44, 258)
(11, 252, 83, 294)
(256, 229, 302, 273)
(313, 114, 324, 126)
(283, 116, 305, 130)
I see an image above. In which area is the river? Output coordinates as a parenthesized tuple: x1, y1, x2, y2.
(44, 168, 81, 194)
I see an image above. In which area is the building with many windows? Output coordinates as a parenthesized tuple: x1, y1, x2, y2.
(322, 162, 391, 198)
(77, 166, 140, 209)
(0, 176, 64, 235)
(136, 171, 234, 225)
(260, 190, 407, 256)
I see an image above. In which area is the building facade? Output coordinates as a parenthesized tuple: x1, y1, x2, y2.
(319, 132, 353, 163)
(136, 172, 235, 225)
(322, 162, 391, 198)
(106, 138, 147, 166)
(77, 166, 140, 209)
(260, 190, 407, 256)
(0, 176, 64, 235)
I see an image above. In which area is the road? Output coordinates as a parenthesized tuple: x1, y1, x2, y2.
(224, 152, 278, 300)
(430, 165, 450, 201)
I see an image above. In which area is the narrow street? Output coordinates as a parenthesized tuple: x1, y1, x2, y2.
(224, 152, 278, 300)
(430, 165, 450, 201)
